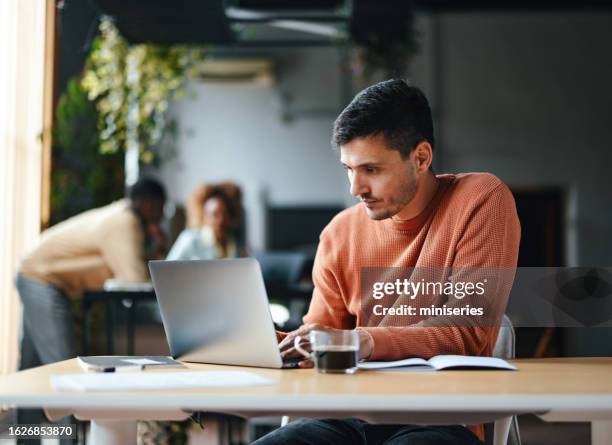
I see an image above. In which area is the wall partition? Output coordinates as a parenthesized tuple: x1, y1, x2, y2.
(0, 0, 51, 377)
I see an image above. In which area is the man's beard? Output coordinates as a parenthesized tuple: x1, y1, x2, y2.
(362, 178, 419, 221)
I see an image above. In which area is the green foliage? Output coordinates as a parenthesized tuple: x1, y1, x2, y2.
(51, 18, 205, 224)
(81, 17, 206, 163)
(51, 77, 124, 225)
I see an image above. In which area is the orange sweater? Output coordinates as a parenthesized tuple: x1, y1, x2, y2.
(302, 172, 520, 439)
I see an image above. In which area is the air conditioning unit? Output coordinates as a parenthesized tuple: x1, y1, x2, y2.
(195, 58, 275, 85)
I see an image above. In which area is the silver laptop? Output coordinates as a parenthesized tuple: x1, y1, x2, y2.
(149, 258, 291, 368)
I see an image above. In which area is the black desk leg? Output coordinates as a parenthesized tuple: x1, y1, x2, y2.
(127, 299, 135, 355)
(105, 301, 114, 354)
(82, 301, 89, 355)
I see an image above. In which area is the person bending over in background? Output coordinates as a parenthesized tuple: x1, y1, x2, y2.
(15, 177, 166, 437)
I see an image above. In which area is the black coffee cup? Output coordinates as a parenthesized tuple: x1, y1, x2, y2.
(294, 330, 359, 374)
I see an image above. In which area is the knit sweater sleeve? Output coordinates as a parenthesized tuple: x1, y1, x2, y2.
(303, 229, 356, 329)
(361, 183, 521, 360)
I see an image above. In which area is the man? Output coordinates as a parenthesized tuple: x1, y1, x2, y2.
(15, 177, 166, 437)
(255, 80, 520, 445)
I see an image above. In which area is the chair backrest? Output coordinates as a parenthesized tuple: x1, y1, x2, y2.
(488, 314, 522, 445)
(255, 251, 307, 286)
(493, 314, 515, 360)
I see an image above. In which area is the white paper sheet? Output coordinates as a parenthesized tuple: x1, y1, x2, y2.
(103, 279, 153, 292)
(51, 371, 275, 392)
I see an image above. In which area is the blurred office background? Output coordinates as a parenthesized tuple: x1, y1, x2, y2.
(1, 1, 611, 443)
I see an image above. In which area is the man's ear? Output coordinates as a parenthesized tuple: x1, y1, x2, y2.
(412, 141, 433, 173)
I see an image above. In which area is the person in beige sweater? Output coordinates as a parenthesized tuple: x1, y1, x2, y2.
(16, 177, 166, 437)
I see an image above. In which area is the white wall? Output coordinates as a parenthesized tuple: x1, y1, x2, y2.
(158, 48, 352, 251)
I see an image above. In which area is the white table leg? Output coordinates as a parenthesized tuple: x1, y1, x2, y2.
(90, 419, 137, 445)
(592, 421, 612, 445)
(493, 416, 511, 445)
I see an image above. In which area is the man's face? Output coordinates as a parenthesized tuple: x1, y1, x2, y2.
(340, 134, 418, 220)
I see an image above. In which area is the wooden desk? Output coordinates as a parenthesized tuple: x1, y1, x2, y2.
(1, 358, 611, 445)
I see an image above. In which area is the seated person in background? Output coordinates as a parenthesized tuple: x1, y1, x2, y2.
(255, 80, 520, 445)
(142, 183, 247, 443)
(167, 182, 246, 260)
(16, 177, 166, 433)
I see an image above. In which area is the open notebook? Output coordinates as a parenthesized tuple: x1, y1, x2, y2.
(358, 355, 517, 371)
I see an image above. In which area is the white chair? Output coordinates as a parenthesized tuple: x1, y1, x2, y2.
(489, 314, 522, 445)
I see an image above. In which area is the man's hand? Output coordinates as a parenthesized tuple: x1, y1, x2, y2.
(276, 330, 287, 343)
(278, 324, 374, 368)
(278, 323, 322, 368)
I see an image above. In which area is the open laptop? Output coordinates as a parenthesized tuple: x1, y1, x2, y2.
(149, 258, 299, 369)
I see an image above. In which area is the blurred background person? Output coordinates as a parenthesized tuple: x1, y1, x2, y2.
(167, 182, 246, 260)
(15, 176, 166, 437)
(140, 182, 246, 445)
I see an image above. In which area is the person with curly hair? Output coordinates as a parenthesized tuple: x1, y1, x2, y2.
(167, 182, 246, 260)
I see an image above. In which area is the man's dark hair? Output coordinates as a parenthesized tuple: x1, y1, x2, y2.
(332, 79, 434, 159)
(128, 177, 166, 203)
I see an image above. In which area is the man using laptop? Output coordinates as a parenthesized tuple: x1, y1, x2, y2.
(254, 79, 520, 444)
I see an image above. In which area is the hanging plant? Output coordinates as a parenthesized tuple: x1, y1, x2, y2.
(81, 17, 206, 164)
